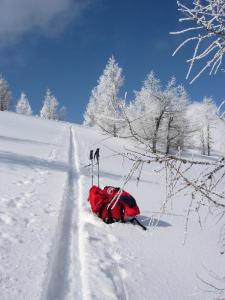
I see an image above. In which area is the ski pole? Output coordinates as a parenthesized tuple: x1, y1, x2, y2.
(89, 150, 94, 186)
(132, 218, 147, 231)
(94, 148, 100, 187)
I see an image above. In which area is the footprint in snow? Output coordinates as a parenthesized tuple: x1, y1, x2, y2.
(34, 168, 49, 178)
(43, 208, 56, 216)
(0, 232, 23, 244)
(1, 196, 9, 203)
(7, 199, 18, 208)
(6, 191, 34, 209)
(111, 251, 122, 262)
(15, 174, 35, 186)
(24, 191, 34, 198)
(107, 233, 118, 243)
(0, 213, 16, 225)
(23, 217, 36, 228)
(48, 149, 57, 161)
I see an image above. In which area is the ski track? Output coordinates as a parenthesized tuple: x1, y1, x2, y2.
(43, 126, 83, 300)
(42, 125, 129, 300)
(74, 129, 129, 300)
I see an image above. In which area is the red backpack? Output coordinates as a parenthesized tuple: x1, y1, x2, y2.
(87, 149, 146, 230)
(88, 185, 140, 223)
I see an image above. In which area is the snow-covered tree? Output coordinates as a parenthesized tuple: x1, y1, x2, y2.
(188, 98, 217, 155)
(40, 89, 58, 120)
(0, 74, 12, 111)
(84, 56, 124, 136)
(83, 95, 97, 127)
(58, 106, 67, 121)
(126, 73, 189, 154)
(127, 71, 164, 152)
(16, 92, 32, 116)
(171, 0, 225, 83)
(218, 99, 225, 121)
(162, 79, 189, 154)
(199, 97, 217, 155)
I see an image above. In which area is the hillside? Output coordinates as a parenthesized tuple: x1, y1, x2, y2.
(0, 111, 224, 300)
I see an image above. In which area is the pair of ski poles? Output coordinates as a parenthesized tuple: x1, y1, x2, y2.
(90, 148, 100, 187)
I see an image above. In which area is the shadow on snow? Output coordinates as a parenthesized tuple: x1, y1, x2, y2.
(0, 151, 68, 173)
(0, 134, 56, 147)
(137, 215, 171, 228)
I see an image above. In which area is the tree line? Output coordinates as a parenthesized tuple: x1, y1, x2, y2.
(84, 56, 220, 157)
(0, 74, 67, 121)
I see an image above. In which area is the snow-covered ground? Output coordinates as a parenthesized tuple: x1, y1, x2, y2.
(0, 111, 224, 300)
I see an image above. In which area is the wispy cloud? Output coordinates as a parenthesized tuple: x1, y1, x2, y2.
(0, 0, 92, 47)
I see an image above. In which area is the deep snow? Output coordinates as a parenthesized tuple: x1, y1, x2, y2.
(0, 111, 224, 300)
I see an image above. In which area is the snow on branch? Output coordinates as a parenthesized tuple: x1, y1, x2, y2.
(218, 99, 225, 121)
(171, 0, 225, 83)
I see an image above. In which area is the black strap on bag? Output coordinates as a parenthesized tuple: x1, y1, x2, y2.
(99, 194, 146, 230)
(104, 202, 125, 224)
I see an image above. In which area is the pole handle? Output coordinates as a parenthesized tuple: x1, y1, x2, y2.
(89, 150, 94, 160)
(94, 148, 100, 161)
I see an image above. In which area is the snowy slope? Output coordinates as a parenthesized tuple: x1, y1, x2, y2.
(0, 111, 224, 300)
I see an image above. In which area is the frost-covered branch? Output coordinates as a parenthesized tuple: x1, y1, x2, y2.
(218, 99, 225, 121)
(121, 147, 225, 208)
(171, 0, 225, 82)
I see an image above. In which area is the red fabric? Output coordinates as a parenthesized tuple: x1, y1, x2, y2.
(88, 185, 107, 214)
(88, 185, 140, 221)
(124, 205, 140, 219)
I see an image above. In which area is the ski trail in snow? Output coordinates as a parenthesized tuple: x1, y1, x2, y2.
(43, 126, 83, 300)
(72, 128, 129, 300)
(43, 125, 129, 300)
(68, 127, 86, 300)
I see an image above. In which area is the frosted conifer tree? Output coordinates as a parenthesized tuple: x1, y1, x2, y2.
(126, 73, 189, 154)
(200, 97, 217, 156)
(16, 92, 32, 115)
(58, 106, 67, 121)
(40, 89, 58, 120)
(188, 98, 217, 155)
(129, 72, 180, 153)
(83, 95, 97, 127)
(162, 78, 189, 153)
(0, 74, 12, 111)
(127, 71, 162, 149)
(84, 56, 124, 136)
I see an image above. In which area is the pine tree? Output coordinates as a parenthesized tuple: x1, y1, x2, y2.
(188, 98, 217, 156)
(16, 92, 32, 116)
(199, 97, 217, 156)
(83, 94, 97, 127)
(127, 73, 189, 154)
(0, 74, 12, 111)
(162, 79, 189, 154)
(129, 71, 168, 153)
(58, 106, 67, 121)
(126, 71, 161, 142)
(84, 56, 124, 136)
(40, 89, 58, 120)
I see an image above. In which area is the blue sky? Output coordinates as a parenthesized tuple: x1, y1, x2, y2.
(0, 0, 223, 123)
